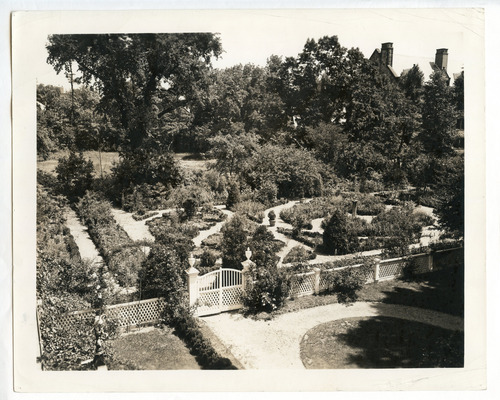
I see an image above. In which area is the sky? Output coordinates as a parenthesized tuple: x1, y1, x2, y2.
(35, 8, 476, 90)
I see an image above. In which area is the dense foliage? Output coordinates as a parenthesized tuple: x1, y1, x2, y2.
(322, 210, 360, 255)
(37, 32, 464, 366)
(76, 192, 146, 287)
(36, 185, 119, 370)
(55, 151, 94, 201)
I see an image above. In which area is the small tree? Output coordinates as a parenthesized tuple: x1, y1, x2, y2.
(182, 197, 198, 220)
(226, 181, 241, 210)
(249, 225, 280, 269)
(139, 244, 189, 323)
(55, 151, 94, 202)
(221, 214, 249, 269)
(322, 209, 359, 255)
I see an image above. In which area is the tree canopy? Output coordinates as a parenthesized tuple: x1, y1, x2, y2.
(47, 33, 222, 151)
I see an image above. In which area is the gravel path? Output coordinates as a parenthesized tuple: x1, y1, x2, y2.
(261, 200, 315, 263)
(192, 207, 233, 248)
(65, 208, 103, 263)
(201, 302, 463, 370)
(110, 208, 174, 242)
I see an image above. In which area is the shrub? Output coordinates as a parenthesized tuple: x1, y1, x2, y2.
(268, 210, 276, 220)
(171, 314, 236, 369)
(139, 244, 188, 321)
(248, 225, 282, 269)
(221, 214, 254, 269)
(37, 170, 58, 193)
(55, 151, 94, 202)
(121, 183, 171, 212)
(283, 246, 316, 264)
(232, 201, 266, 223)
(255, 181, 278, 206)
(242, 265, 293, 314)
(38, 294, 95, 370)
(201, 233, 223, 250)
(112, 150, 182, 202)
(322, 210, 359, 255)
(182, 197, 198, 219)
(371, 205, 424, 257)
(199, 248, 219, 269)
(322, 264, 371, 303)
(132, 211, 158, 221)
(76, 192, 145, 287)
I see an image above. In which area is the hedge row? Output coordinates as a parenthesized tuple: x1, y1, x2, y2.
(76, 192, 145, 287)
(172, 314, 237, 369)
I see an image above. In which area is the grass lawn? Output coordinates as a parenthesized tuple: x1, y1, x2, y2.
(38, 150, 120, 175)
(277, 265, 463, 317)
(300, 316, 463, 369)
(108, 327, 201, 370)
(37, 151, 214, 175)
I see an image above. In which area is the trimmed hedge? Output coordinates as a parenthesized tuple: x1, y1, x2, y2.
(172, 314, 237, 369)
(76, 192, 145, 287)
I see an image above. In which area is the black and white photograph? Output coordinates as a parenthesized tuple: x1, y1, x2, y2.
(9, 5, 488, 394)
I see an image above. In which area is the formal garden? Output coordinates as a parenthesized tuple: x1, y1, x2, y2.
(36, 33, 464, 370)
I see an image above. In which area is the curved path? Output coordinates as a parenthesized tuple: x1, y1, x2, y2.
(192, 207, 233, 248)
(109, 198, 442, 265)
(110, 208, 175, 242)
(202, 302, 463, 370)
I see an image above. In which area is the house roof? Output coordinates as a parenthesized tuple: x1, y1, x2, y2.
(429, 61, 450, 80)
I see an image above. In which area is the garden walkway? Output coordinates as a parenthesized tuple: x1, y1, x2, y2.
(261, 200, 314, 263)
(192, 206, 233, 248)
(110, 208, 174, 242)
(65, 208, 103, 263)
(201, 302, 464, 370)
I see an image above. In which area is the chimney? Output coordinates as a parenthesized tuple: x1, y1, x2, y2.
(435, 48, 448, 71)
(381, 42, 394, 67)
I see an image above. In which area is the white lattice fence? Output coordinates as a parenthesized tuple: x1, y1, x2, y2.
(106, 298, 167, 327)
(58, 297, 166, 329)
(290, 271, 316, 297)
(378, 258, 407, 280)
(58, 309, 95, 331)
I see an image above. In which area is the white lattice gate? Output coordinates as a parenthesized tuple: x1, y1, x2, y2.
(196, 268, 243, 317)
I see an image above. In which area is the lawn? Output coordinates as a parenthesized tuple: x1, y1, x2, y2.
(37, 151, 214, 175)
(300, 316, 463, 369)
(38, 150, 120, 175)
(109, 326, 201, 370)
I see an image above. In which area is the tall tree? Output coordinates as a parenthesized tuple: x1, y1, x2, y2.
(420, 71, 458, 156)
(47, 33, 222, 151)
(277, 36, 365, 128)
(399, 64, 425, 104)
